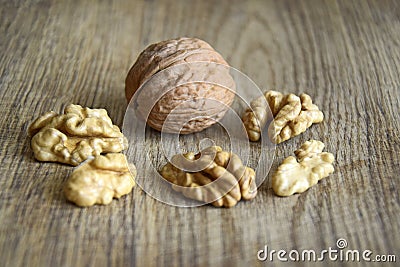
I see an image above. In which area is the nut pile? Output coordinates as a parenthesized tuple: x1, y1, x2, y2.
(28, 38, 336, 208)
(160, 146, 257, 207)
(242, 90, 323, 143)
(28, 104, 135, 207)
(125, 37, 235, 134)
(272, 140, 335, 196)
(241, 90, 334, 197)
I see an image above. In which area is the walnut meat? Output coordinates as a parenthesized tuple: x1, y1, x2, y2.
(242, 90, 323, 143)
(64, 153, 136, 207)
(28, 104, 128, 166)
(125, 37, 235, 134)
(272, 140, 335, 196)
(160, 146, 257, 207)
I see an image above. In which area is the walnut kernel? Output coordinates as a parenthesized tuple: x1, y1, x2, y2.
(29, 104, 127, 166)
(242, 90, 323, 143)
(160, 146, 257, 207)
(64, 153, 136, 207)
(272, 140, 334, 196)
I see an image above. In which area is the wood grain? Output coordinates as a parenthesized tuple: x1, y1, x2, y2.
(0, 0, 399, 266)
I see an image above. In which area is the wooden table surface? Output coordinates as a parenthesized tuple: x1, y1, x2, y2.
(1, 0, 399, 266)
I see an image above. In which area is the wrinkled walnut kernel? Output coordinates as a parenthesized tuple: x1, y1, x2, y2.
(29, 104, 128, 166)
(272, 140, 334, 196)
(160, 146, 257, 207)
(64, 153, 136, 207)
(242, 90, 323, 143)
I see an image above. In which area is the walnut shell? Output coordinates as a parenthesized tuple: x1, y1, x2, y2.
(125, 37, 235, 134)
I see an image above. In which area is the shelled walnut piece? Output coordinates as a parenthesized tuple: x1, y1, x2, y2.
(64, 153, 136, 207)
(160, 146, 257, 207)
(272, 140, 335, 196)
(242, 91, 324, 143)
(28, 104, 128, 166)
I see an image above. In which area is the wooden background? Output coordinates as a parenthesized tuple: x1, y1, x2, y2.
(0, 0, 399, 266)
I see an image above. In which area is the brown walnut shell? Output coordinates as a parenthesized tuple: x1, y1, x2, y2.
(125, 37, 235, 134)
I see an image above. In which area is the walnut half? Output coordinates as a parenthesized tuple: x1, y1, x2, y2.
(272, 140, 335, 196)
(28, 104, 128, 166)
(64, 153, 136, 207)
(242, 91, 324, 143)
(160, 146, 257, 207)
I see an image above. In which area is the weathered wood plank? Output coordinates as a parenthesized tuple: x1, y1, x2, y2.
(0, 0, 399, 266)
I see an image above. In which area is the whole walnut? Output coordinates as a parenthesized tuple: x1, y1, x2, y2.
(125, 37, 235, 134)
